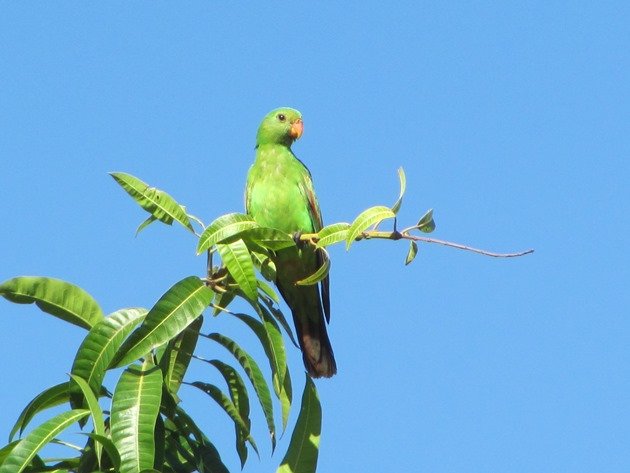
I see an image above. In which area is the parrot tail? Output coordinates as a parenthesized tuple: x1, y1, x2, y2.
(293, 309, 337, 378)
(275, 262, 337, 378)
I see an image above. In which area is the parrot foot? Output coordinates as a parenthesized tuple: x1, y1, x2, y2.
(292, 231, 304, 246)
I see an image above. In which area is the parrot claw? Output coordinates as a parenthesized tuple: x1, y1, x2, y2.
(292, 231, 303, 245)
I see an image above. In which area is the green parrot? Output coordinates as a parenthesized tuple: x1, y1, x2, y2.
(245, 107, 337, 378)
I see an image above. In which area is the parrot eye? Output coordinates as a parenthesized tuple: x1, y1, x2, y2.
(277, 113, 286, 122)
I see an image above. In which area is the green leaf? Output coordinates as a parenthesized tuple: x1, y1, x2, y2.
(296, 248, 330, 286)
(233, 308, 287, 419)
(164, 410, 208, 469)
(70, 308, 147, 409)
(153, 415, 165, 472)
(216, 239, 258, 302)
(164, 406, 230, 473)
(208, 333, 276, 448)
(252, 251, 277, 282)
(163, 433, 194, 471)
(112, 277, 212, 368)
(196, 213, 258, 254)
(241, 227, 297, 251)
(110, 172, 194, 233)
(279, 367, 293, 433)
(417, 208, 436, 233)
(258, 279, 279, 303)
(315, 223, 351, 248)
(345, 206, 396, 250)
(161, 316, 202, 397)
(69, 375, 106, 468)
(189, 382, 258, 455)
(9, 382, 70, 441)
(0, 276, 104, 330)
(391, 166, 406, 215)
(135, 215, 158, 236)
(111, 361, 163, 473)
(405, 240, 418, 265)
(82, 433, 121, 471)
(208, 360, 251, 468)
(192, 442, 230, 473)
(188, 438, 229, 473)
(276, 377, 321, 473)
(0, 409, 89, 473)
(162, 434, 191, 472)
(231, 311, 276, 359)
(257, 306, 288, 397)
(212, 290, 235, 316)
(0, 442, 18, 468)
(261, 299, 298, 349)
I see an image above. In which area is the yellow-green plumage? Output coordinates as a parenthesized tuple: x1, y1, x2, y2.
(245, 108, 336, 378)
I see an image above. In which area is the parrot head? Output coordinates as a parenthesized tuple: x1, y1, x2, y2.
(256, 107, 303, 147)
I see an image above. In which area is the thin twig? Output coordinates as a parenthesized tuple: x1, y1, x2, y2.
(300, 230, 534, 258)
(401, 234, 534, 258)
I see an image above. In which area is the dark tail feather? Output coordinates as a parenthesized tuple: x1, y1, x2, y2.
(293, 311, 337, 378)
(275, 273, 337, 378)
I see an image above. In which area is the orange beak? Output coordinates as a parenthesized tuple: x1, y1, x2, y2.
(290, 119, 304, 140)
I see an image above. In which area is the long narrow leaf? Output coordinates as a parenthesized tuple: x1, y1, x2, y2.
(391, 167, 406, 215)
(135, 215, 158, 236)
(189, 382, 258, 455)
(261, 299, 298, 349)
(70, 308, 147, 408)
(216, 239, 258, 302)
(296, 248, 330, 286)
(212, 290, 235, 317)
(345, 206, 396, 250)
(167, 406, 230, 473)
(280, 370, 293, 433)
(192, 443, 230, 473)
(111, 361, 163, 473)
(153, 415, 166, 472)
(9, 383, 69, 441)
(0, 409, 89, 473)
(82, 433, 121, 471)
(208, 359, 251, 467)
(112, 277, 212, 368)
(315, 223, 350, 248)
(208, 333, 276, 448)
(69, 375, 106, 467)
(163, 434, 192, 473)
(251, 251, 277, 282)
(164, 432, 195, 471)
(255, 306, 288, 396)
(110, 172, 194, 233)
(232, 312, 284, 394)
(235, 307, 291, 432)
(241, 227, 296, 251)
(0, 442, 18, 467)
(162, 316, 202, 397)
(258, 279, 279, 303)
(196, 213, 258, 254)
(276, 377, 321, 473)
(0, 276, 104, 330)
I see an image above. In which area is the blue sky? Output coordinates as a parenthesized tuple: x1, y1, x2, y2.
(1, 3, 628, 472)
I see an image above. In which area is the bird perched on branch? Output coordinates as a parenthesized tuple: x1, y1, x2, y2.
(245, 107, 336, 378)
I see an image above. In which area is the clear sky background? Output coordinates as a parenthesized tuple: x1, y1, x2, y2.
(1, 3, 628, 472)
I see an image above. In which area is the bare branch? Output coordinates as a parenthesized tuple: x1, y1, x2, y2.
(399, 234, 534, 258)
(300, 229, 534, 258)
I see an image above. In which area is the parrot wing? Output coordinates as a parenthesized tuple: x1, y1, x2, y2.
(299, 170, 331, 323)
